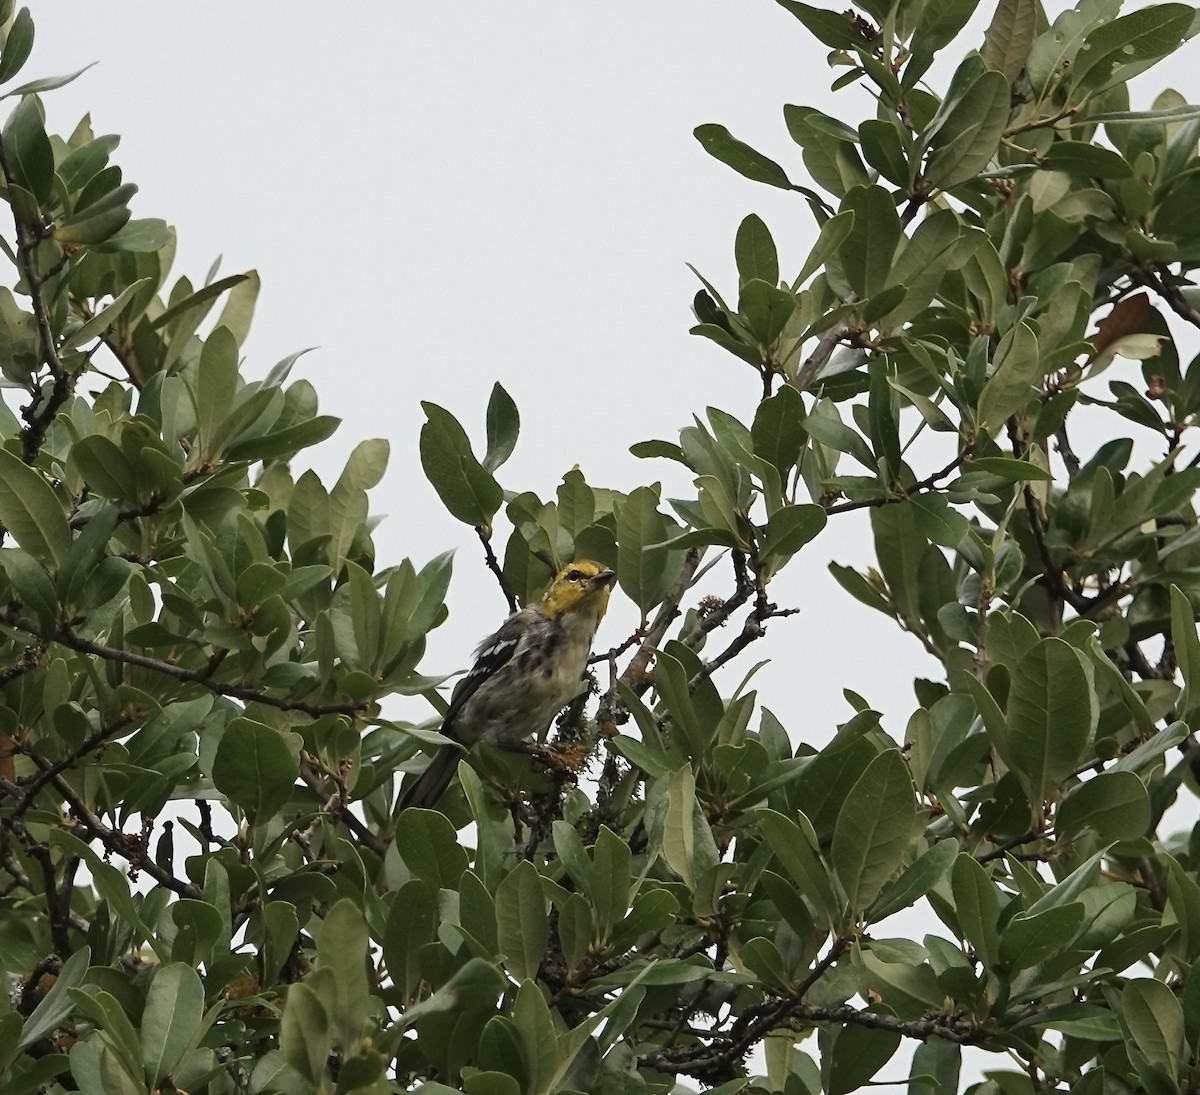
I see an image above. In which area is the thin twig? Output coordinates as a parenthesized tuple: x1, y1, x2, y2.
(476, 526, 518, 614)
(1054, 422, 1081, 478)
(824, 448, 970, 515)
(1003, 102, 1080, 139)
(680, 550, 754, 647)
(978, 829, 1042, 865)
(691, 602, 799, 692)
(298, 762, 387, 857)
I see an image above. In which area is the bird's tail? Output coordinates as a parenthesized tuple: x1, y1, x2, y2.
(396, 744, 464, 812)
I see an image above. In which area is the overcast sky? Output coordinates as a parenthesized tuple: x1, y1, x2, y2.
(20, 2, 1200, 1089)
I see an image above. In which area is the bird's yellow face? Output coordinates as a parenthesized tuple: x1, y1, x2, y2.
(538, 560, 616, 622)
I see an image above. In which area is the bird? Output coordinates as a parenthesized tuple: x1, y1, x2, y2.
(396, 560, 617, 811)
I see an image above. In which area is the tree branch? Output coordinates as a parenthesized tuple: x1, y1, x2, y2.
(790, 305, 856, 393)
(0, 135, 74, 466)
(780, 1003, 985, 1045)
(1137, 265, 1200, 330)
(0, 606, 368, 717)
(10, 713, 133, 819)
(824, 448, 970, 515)
(4, 768, 201, 900)
(640, 937, 856, 1081)
(679, 549, 753, 647)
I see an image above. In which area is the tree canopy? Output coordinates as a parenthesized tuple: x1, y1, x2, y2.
(5, 1, 1200, 1093)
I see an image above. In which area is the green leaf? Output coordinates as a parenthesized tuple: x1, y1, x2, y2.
(859, 119, 911, 189)
(420, 401, 503, 530)
(496, 860, 548, 982)
(68, 988, 142, 1083)
(831, 749, 916, 914)
(758, 809, 840, 928)
(1, 64, 95, 100)
(694, 123, 794, 190)
(976, 322, 1041, 430)
(1171, 584, 1200, 725)
(951, 854, 1001, 965)
(279, 982, 329, 1084)
(1057, 770, 1151, 842)
(0, 8, 34, 85)
(876, 209, 966, 328)
(314, 898, 371, 1052)
(225, 414, 340, 462)
(825, 1020, 901, 1095)
(70, 435, 140, 504)
(752, 384, 806, 478)
(659, 764, 713, 890)
(980, 0, 1038, 81)
(1070, 4, 1193, 92)
(17, 947, 89, 1051)
(1040, 140, 1133, 179)
(655, 649, 705, 759)
(140, 963, 204, 1086)
(805, 398, 877, 471)
(511, 980, 563, 1095)
(0, 1012, 21, 1072)
(1122, 978, 1186, 1087)
(0, 447, 70, 568)
(615, 485, 668, 614)
(908, 0, 977, 78)
(838, 185, 902, 299)
(923, 66, 1011, 190)
(866, 837, 957, 923)
(483, 382, 520, 472)
(795, 209, 854, 286)
(592, 825, 633, 934)
(95, 217, 172, 253)
(60, 278, 151, 353)
(909, 1040, 962, 1095)
(1084, 105, 1200, 126)
(150, 273, 250, 331)
(395, 808, 469, 887)
(1007, 638, 1096, 808)
(828, 561, 892, 615)
(211, 718, 299, 825)
(735, 213, 779, 287)
(192, 325, 238, 462)
(775, 1, 860, 50)
(963, 456, 1053, 482)
(999, 904, 1085, 971)
(2, 93, 52, 206)
(763, 503, 827, 563)
(739, 278, 796, 347)
(54, 181, 136, 245)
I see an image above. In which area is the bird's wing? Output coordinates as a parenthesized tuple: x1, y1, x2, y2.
(440, 613, 528, 734)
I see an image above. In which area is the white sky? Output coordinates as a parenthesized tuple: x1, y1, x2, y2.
(21, 3, 1200, 1090)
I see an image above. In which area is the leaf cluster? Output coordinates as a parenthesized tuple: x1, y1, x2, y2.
(6, 2, 1200, 1094)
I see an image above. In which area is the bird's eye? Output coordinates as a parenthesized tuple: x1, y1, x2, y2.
(566, 569, 583, 582)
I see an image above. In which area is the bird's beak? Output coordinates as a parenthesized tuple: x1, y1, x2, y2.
(594, 569, 616, 588)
